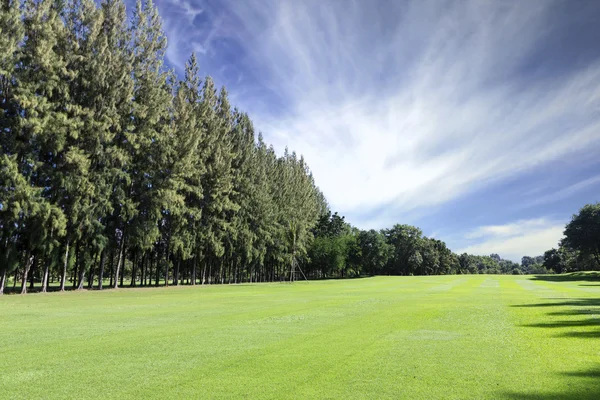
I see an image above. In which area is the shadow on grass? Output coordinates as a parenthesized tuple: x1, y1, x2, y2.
(523, 319, 600, 329)
(530, 271, 600, 282)
(2, 285, 78, 295)
(505, 366, 600, 399)
(0, 278, 336, 295)
(513, 298, 600, 308)
(507, 294, 600, 398)
(513, 298, 600, 339)
(1, 285, 157, 295)
(508, 291, 600, 397)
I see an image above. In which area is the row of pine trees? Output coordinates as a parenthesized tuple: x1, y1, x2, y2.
(0, 0, 327, 294)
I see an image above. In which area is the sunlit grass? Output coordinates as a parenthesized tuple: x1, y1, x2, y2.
(1, 275, 599, 399)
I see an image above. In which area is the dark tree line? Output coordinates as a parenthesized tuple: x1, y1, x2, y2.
(304, 212, 527, 278)
(304, 204, 600, 279)
(0, 0, 326, 294)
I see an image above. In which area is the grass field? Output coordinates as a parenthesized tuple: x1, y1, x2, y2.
(1, 274, 599, 399)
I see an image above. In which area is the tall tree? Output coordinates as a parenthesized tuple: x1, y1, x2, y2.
(356, 229, 392, 276)
(563, 203, 600, 269)
(383, 224, 424, 275)
(125, 0, 171, 288)
(167, 54, 205, 285)
(196, 79, 236, 284)
(93, 0, 135, 289)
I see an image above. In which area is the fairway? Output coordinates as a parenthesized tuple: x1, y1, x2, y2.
(1, 275, 599, 399)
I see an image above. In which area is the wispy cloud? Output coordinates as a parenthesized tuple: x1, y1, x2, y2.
(456, 218, 565, 261)
(522, 175, 600, 208)
(155, 0, 600, 228)
(168, 0, 202, 23)
(464, 218, 552, 240)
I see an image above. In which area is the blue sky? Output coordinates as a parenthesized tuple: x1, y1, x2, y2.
(138, 0, 600, 261)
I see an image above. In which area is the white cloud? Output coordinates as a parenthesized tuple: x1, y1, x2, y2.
(456, 218, 565, 261)
(464, 218, 552, 239)
(158, 0, 600, 228)
(169, 0, 203, 23)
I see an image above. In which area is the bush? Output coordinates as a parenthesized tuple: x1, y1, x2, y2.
(529, 264, 554, 274)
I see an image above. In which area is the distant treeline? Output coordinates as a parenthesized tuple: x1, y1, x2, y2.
(304, 205, 600, 280)
(1, 0, 598, 295)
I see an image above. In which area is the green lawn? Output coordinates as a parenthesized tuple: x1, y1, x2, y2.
(1, 275, 599, 399)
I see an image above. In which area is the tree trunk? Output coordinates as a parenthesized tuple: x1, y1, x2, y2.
(290, 235, 296, 282)
(0, 269, 6, 295)
(88, 253, 98, 289)
(164, 240, 170, 287)
(73, 242, 80, 289)
(185, 262, 189, 285)
(174, 258, 180, 286)
(109, 247, 115, 287)
(120, 251, 125, 287)
(60, 241, 69, 292)
(147, 251, 154, 286)
(140, 253, 146, 287)
(41, 262, 49, 293)
(98, 249, 106, 290)
(87, 268, 94, 289)
(146, 252, 151, 286)
(155, 248, 160, 286)
(77, 249, 86, 290)
(114, 233, 126, 289)
(20, 254, 35, 294)
(219, 260, 224, 284)
(186, 261, 190, 284)
(29, 257, 36, 290)
(191, 258, 196, 286)
(593, 250, 600, 270)
(130, 251, 137, 287)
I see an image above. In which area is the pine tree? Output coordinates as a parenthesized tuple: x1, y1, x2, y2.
(252, 134, 278, 281)
(126, 0, 171, 288)
(0, 0, 25, 293)
(15, 0, 91, 291)
(197, 79, 237, 283)
(93, 0, 135, 289)
(263, 144, 285, 280)
(0, 0, 24, 157)
(63, 0, 115, 290)
(0, 154, 66, 294)
(227, 112, 253, 282)
(271, 150, 321, 281)
(0, 155, 28, 294)
(168, 54, 205, 285)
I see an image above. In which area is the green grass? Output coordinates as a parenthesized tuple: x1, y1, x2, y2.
(1, 275, 600, 399)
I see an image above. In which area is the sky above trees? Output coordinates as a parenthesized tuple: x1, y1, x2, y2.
(140, 0, 600, 261)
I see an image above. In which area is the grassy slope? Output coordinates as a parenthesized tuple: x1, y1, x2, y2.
(1, 275, 599, 399)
